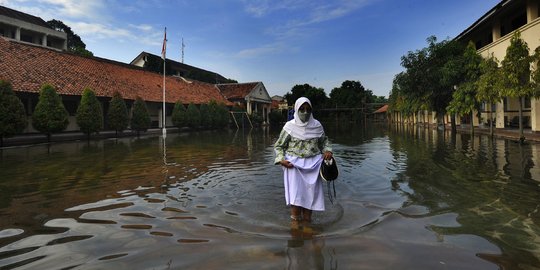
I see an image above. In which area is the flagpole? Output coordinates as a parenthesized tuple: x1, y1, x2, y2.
(162, 27, 167, 137)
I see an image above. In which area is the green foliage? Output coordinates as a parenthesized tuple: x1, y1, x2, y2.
(447, 42, 482, 117)
(250, 112, 263, 126)
(76, 88, 103, 137)
(208, 100, 229, 128)
(499, 31, 539, 141)
(500, 31, 536, 98)
(268, 110, 286, 125)
(284, 84, 328, 108)
(199, 103, 211, 127)
(131, 97, 151, 133)
(391, 36, 466, 123)
(476, 54, 501, 136)
(107, 91, 129, 134)
(0, 80, 27, 142)
(186, 103, 201, 128)
(172, 101, 188, 128)
(32, 84, 69, 139)
(329, 80, 369, 108)
(476, 54, 502, 103)
(533, 47, 540, 91)
(46, 19, 93, 56)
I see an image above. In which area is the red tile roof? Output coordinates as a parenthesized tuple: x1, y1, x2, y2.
(0, 38, 231, 105)
(217, 82, 260, 100)
(373, 104, 388, 113)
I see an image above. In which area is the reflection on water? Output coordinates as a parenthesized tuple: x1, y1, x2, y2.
(0, 125, 539, 269)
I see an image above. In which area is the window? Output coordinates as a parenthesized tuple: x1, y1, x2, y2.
(20, 34, 33, 43)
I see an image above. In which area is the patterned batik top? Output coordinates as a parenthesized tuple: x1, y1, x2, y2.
(274, 128, 332, 164)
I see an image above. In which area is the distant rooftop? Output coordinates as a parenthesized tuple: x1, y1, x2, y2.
(0, 5, 51, 29)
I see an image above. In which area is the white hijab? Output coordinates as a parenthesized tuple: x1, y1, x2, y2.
(283, 97, 324, 140)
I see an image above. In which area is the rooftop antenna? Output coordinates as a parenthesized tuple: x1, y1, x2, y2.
(181, 37, 185, 63)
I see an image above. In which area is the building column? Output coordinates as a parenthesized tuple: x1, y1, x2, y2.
(527, 0, 539, 22)
(42, 34, 47, 47)
(15, 27, 21, 41)
(496, 100, 505, 128)
(492, 20, 501, 41)
(531, 97, 540, 132)
(473, 109, 480, 126)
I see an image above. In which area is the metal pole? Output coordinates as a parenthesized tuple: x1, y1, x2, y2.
(162, 27, 167, 137)
(162, 61, 167, 137)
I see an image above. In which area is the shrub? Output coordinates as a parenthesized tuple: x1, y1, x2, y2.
(199, 103, 211, 128)
(131, 96, 151, 136)
(172, 101, 188, 128)
(107, 91, 129, 136)
(0, 80, 27, 146)
(186, 103, 201, 129)
(76, 88, 103, 139)
(32, 84, 69, 142)
(268, 110, 285, 126)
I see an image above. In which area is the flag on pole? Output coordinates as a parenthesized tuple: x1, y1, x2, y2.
(162, 27, 167, 60)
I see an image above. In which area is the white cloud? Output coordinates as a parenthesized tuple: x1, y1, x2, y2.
(36, 0, 106, 19)
(129, 24, 153, 32)
(241, 0, 376, 56)
(236, 44, 283, 58)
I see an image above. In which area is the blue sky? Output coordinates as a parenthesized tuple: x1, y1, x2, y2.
(1, 0, 501, 98)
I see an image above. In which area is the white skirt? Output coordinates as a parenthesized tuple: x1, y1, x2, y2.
(283, 154, 325, 211)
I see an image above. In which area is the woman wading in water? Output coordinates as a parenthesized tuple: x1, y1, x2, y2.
(274, 97, 333, 224)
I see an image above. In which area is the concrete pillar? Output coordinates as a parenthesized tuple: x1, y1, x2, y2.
(527, 0, 539, 22)
(42, 34, 47, 47)
(492, 20, 501, 41)
(496, 100, 505, 128)
(531, 97, 540, 132)
(15, 27, 20, 41)
(473, 109, 480, 126)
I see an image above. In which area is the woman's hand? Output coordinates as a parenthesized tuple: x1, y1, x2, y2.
(323, 151, 333, 160)
(280, 160, 294, 168)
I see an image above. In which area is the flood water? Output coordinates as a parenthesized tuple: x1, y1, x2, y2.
(0, 123, 539, 269)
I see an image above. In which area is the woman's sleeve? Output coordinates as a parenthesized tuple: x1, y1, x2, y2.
(274, 129, 290, 165)
(319, 133, 332, 153)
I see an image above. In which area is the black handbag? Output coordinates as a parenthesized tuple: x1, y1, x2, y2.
(320, 157, 338, 203)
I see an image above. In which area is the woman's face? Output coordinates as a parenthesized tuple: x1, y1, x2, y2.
(297, 102, 312, 123)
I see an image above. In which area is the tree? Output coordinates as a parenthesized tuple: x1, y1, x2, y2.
(476, 54, 502, 137)
(46, 19, 93, 56)
(398, 36, 465, 129)
(131, 97, 151, 136)
(284, 84, 328, 108)
(329, 80, 366, 108)
(199, 103, 211, 128)
(172, 101, 188, 128)
(107, 91, 129, 137)
(208, 100, 229, 128)
(76, 88, 103, 140)
(499, 31, 540, 142)
(446, 41, 482, 135)
(32, 84, 69, 142)
(186, 103, 201, 129)
(0, 80, 27, 147)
